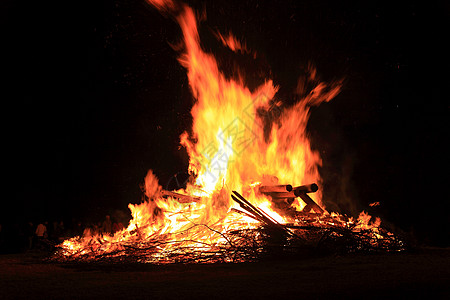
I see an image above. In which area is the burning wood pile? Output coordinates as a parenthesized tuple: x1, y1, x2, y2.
(53, 0, 405, 264)
(53, 182, 404, 264)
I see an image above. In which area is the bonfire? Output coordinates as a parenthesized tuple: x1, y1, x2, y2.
(54, 0, 404, 264)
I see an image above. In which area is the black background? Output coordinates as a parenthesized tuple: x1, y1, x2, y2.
(2, 0, 448, 245)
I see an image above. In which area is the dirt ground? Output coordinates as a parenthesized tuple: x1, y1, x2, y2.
(0, 248, 449, 299)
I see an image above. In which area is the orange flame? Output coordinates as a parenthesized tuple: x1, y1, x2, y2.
(57, 1, 393, 262)
(215, 31, 256, 57)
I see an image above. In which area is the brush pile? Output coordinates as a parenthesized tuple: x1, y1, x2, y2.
(52, 185, 405, 264)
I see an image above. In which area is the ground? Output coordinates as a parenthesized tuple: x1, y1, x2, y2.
(0, 248, 449, 299)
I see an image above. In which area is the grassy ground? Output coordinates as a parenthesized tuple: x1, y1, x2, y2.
(0, 248, 449, 299)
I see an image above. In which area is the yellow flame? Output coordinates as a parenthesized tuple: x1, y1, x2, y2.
(58, 1, 390, 262)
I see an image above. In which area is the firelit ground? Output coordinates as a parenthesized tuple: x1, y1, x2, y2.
(0, 247, 448, 299)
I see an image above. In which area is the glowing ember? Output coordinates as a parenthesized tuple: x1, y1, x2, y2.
(55, 0, 403, 264)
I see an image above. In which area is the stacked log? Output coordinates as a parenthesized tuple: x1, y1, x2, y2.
(259, 183, 324, 214)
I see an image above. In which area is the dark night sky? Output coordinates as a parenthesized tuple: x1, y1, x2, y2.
(2, 0, 449, 245)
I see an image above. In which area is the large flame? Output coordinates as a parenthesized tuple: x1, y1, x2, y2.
(175, 5, 341, 206)
(58, 1, 392, 263)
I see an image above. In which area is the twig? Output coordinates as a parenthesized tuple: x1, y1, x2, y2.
(180, 215, 235, 248)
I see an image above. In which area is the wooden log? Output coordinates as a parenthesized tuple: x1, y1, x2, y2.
(260, 183, 318, 199)
(293, 183, 319, 194)
(263, 191, 296, 199)
(259, 184, 293, 193)
(161, 190, 200, 203)
(295, 192, 324, 214)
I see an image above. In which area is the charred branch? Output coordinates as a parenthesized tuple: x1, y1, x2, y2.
(231, 208, 260, 222)
(230, 191, 292, 235)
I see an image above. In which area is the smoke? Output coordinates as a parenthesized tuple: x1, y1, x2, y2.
(307, 97, 363, 217)
(322, 150, 362, 216)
